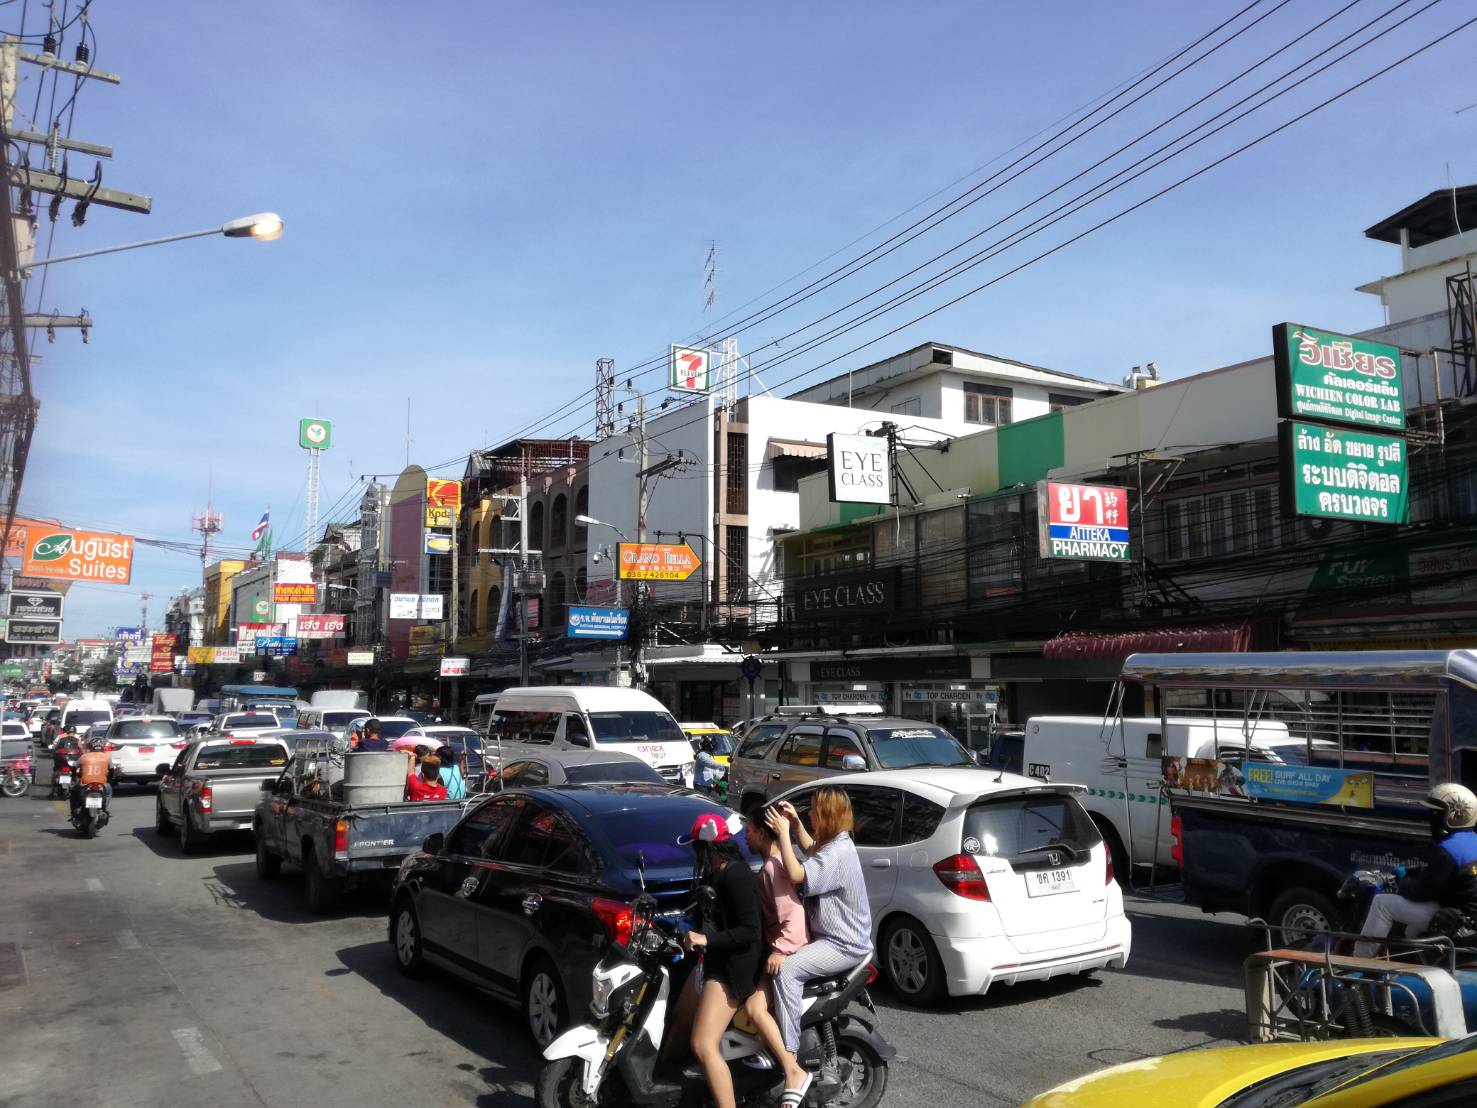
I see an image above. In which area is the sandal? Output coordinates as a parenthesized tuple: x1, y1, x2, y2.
(780, 1071, 813, 1106)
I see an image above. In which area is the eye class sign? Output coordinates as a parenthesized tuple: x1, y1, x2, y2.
(826, 432, 892, 505)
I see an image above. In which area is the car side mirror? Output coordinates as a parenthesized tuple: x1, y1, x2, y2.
(841, 754, 866, 772)
(260, 778, 276, 791)
(155, 763, 172, 776)
(423, 832, 445, 855)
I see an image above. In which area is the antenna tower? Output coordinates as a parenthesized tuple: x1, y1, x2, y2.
(716, 336, 741, 409)
(704, 241, 717, 314)
(595, 357, 616, 440)
(191, 506, 224, 566)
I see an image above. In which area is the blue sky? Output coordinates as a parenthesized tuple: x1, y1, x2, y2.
(14, 0, 1476, 636)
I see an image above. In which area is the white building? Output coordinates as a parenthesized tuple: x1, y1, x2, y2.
(228, 553, 314, 653)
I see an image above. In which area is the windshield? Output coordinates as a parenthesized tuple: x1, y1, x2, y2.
(1222, 1047, 1423, 1106)
(867, 725, 973, 769)
(567, 760, 665, 785)
(696, 734, 736, 755)
(324, 711, 369, 729)
(962, 793, 1101, 861)
(223, 715, 279, 730)
(378, 720, 419, 740)
(66, 710, 110, 726)
(193, 744, 289, 770)
(588, 711, 685, 745)
(112, 720, 181, 740)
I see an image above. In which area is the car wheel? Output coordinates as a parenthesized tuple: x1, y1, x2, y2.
(255, 831, 282, 879)
(1269, 886, 1341, 941)
(303, 846, 341, 915)
(391, 898, 426, 977)
(178, 811, 202, 854)
(522, 958, 566, 1048)
(154, 799, 171, 836)
(880, 916, 946, 1007)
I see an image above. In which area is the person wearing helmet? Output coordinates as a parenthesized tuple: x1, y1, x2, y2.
(694, 737, 724, 795)
(69, 736, 116, 818)
(1355, 782, 1477, 956)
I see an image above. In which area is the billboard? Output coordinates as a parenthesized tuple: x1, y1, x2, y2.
(19, 526, 134, 583)
(617, 542, 700, 581)
(256, 636, 298, 656)
(299, 417, 333, 450)
(295, 613, 346, 639)
(439, 656, 469, 677)
(826, 433, 892, 506)
(236, 621, 283, 655)
(425, 478, 462, 529)
(213, 646, 240, 665)
(347, 650, 375, 666)
(424, 531, 453, 555)
(669, 345, 713, 393)
(273, 582, 318, 604)
(1273, 323, 1404, 433)
(1280, 421, 1408, 524)
(1037, 481, 1131, 562)
(7, 591, 63, 619)
(150, 633, 177, 673)
(5, 618, 60, 644)
(187, 646, 215, 665)
(567, 606, 630, 640)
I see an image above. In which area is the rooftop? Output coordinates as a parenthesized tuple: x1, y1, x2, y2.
(1364, 185, 1477, 248)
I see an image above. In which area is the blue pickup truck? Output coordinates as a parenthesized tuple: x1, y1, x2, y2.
(1113, 650, 1477, 935)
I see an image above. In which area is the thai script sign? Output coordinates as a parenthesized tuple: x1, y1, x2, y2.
(5, 618, 60, 644)
(567, 606, 630, 640)
(273, 582, 318, 604)
(389, 593, 444, 620)
(7, 591, 62, 619)
(1280, 421, 1408, 524)
(1037, 481, 1131, 562)
(347, 650, 375, 666)
(295, 613, 346, 639)
(150, 634, 177, 673)
(1273, 322, 1404, 432)
(439, 656, 469, 677)
(1246, 761, 1373, 808)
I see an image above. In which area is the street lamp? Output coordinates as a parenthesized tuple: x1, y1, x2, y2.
(21, 211, 285, 272)
(575, 514, 628, 542)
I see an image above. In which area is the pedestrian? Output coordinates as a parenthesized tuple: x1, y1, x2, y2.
(354, 718, 388, 752)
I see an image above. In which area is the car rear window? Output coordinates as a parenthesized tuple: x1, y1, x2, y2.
(583, 801, 754, 876)
(193, 744, 288, 770)
(378, 720, 419, 740)
(224, 715, 278, 729)
(961, 793, 1100, 862)
(113, 720, 181, 740)
(565, 760, 664, 785)
(866, 726, 973, 770)
(66, 710, 110, 726)
(323, 711, 368, 729)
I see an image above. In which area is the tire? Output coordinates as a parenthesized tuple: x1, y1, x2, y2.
(535, 1056, 603, 1108)
(255, 831, 282, 879)
(880, 915, 946, 1007)
(391, 899, 426, 978)
(178, 811, 203, 854)
(522, 957, 567, 1048)
(832, 1028, 889, 1108)
(1, 775, 28, 798)
(303, 846, 341, 915)
(1268, 886, 1341, 941)
(82, 814, 98, 840)
(154, 799, 171, 836)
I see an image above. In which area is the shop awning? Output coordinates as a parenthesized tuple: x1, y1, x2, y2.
(1042, 623, 1261, 661)
(765, 438, 828, 461)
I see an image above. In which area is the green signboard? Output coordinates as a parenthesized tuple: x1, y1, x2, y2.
(1273, 323, 1404, 433)
(298, 417, 332, 450)
(1280, 421, 1408, 525)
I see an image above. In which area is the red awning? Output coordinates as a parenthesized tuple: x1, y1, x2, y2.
(1042, 623, 1261, 661)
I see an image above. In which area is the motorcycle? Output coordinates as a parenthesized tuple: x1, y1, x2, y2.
(70, 781, 110, 838)
(0, 763, 28, 798)
(536, 861, 892, 1107)
(50, 750, 80, 799)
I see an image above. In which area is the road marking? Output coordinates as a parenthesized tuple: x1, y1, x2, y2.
(84, 877, 103, 893)
(171, 1027, 223, 1075)
(116, 930, 140, 950)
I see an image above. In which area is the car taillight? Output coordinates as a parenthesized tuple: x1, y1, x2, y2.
(103, 743, 120, 752)
(334, 819, 349, 856)
(198, 783, 213, 812)
(170, 741, 186, 749)
(592, 898, 634, 945)
(1170, 816, 1184, 868)
(933, 854, 990, 901)
(1105, 851, 1115, 886)
(228, 738, 256, 745)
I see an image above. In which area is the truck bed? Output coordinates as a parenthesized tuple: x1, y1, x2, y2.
(269, 794, 468, 872)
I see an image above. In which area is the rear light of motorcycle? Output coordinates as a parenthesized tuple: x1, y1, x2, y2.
(334, 819, 349, 857)
(198, 783, 213, 813)
(592, 897, 634, 945)
(865, 963, 879, 986)
(933, 854, 990, 901)
(1170, 816, 1184, 868)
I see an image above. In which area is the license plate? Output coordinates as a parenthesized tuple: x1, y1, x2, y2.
(58, 775, 71, 786)
(1025, 868, 1076, 897)
(137, 747, 155, 755)
(84, 795, 102, 810)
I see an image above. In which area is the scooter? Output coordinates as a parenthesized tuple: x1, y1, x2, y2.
(70, 781, 110, 839)
(49, 750, 80, 799)
(0, 763, 28, 798)
(537, 864, 892, 1107)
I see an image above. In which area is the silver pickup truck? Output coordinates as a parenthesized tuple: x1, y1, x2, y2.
(155, 736, 291, 853)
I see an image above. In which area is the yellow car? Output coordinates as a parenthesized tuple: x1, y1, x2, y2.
(1025, 1035, 1477, 1107)
(680, 722, 734, 766)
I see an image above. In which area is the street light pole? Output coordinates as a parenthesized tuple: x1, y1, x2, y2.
(19, 212, 285, 273)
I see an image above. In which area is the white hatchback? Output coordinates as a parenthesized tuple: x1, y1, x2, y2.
(774, 767, 1130, 1006)
(102, 717, 188, 786)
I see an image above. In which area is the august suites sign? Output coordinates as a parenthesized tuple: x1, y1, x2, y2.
(786, 569, 898, 620)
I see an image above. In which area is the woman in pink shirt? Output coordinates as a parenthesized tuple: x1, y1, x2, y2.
(741, 813, 808, 1061)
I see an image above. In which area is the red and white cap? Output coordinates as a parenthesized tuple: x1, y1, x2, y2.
(679, 812, 732, 845)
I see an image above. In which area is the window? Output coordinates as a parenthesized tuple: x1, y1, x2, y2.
(900, 792, 945, 844)
(468, 589, 479, 634)
(112, 720, 181, 740)
(502, 803, 587, 873)
(575, 568, 587, 603)
(725, 526, 748, 602)
(823, 729, 865, 769)
(890, 397, 921, 416)
(449, 795, 522, 857)
(866, 725, 973, 769)
(564, 714, 590, 747)
(726, 433, 748, 514)
(1158, 483, 1281, 563)
(529, 501, 545, 551)
(777, 729, 823, 766)
(964, 382, 1013, 425)
(574, 486, 589, 530)
(549, 494, 568, 550)
(961, 794, 1101, 860)
(488, 586, 502, 632)
(505, 760, 549, 786)
(193, 744, 288, 770)
(736, 722, 786, 760)
(548, 571, 567, 635)
(845, 786, 901, 847)
(1048, 392, 1088, 413)
(491, 708, 561, 745)
(586, 711, 685, 745)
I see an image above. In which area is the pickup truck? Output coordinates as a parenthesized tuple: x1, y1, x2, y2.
(155, 736, 291, 853)
(253, 746, 467, 914)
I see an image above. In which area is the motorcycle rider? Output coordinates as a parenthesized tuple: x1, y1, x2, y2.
(49, 725, 82, 799)
(1354, 782, 1477, 956)
(70, 736, 116, 819)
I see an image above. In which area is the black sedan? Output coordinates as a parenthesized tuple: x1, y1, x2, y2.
(389, 786, 745, 1046)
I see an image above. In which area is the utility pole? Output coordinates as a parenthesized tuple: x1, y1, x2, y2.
(519, 473, 531, 685)
(448, 499, 459, 720)
(139, 592, 150, 634)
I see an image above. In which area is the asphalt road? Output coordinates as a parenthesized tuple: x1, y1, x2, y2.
(0, 765, 1252, 1108)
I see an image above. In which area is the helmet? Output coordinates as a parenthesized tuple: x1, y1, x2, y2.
(1424, 783, 1477, 831)
(87, 737, 106, 752)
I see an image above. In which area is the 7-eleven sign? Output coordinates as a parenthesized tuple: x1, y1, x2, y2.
(669, 346, 712, 394)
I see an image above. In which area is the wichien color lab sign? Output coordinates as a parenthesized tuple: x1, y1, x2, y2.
(1273, 323, 1404, 433)
(1280, 421, 1408, 524)
(1037, 481, 1131, 562)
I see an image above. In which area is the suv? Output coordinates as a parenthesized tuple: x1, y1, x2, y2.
(728, 712, 977, 815)
(103, 716, 187, 786)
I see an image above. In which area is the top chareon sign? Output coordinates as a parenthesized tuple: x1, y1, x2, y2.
(1037, 481, 1131, 562)
(1273, 323, 1404, 433)
(826, 432, 892, 506)
(669, 346, 712, 394)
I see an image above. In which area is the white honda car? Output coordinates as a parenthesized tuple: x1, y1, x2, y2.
(773, 767, 1130, 1005)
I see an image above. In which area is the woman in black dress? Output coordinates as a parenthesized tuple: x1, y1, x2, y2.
(682, 812, 762, 1108)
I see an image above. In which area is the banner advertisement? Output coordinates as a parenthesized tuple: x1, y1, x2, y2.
(273, 582, 318, 604)
(19, 526, 134, 583)
(1245, 761, 1374, 808)
(255, 636, 298, 657)
(424, 531, 453, 554)
(295, 613, 346, 639)
(439, 656, 469, 677)
(1037, 481, 1130, 561)
(1273, 323, 1404, 432)
(617, 542, 701, 581)
(5, 618, 60, 644)
(826, 432, 892, 506)
(187, 646, 215, 665)
(1280, 421, 1408, 524)
(408, 624, 438, 645)
(389, 593, 419, 619)
(149, 634, 177, 673)
(566, 606, 630, 640)
(425, 478, 462, 528)
(236, 622, 283, 655)
(7, 591, 63, 619)
(213, 646, 240, 665)
(419, 594, 444, 620)
(669, 345, 713, 394)
(346, 650, 375, 666)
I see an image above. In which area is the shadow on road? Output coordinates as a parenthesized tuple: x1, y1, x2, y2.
(128, 824, 254, 861)
(1151, 1007, 1247, 1041)
(334, 940, 540, 1105)
(873, 968, 1102, 1018)
(208, 860, 390, 923)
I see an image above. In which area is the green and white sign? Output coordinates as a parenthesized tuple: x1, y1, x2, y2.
(1273, 323, 1404, 433)
(298, 417, 332, 450)
(1281, 421, 1408, 525)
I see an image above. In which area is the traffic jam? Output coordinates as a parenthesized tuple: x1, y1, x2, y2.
(8, 651, 1477, 1105)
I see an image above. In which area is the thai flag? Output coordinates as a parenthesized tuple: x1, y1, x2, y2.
(250, 510, 270, 544)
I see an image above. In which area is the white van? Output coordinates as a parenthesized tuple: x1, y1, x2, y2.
(309, 689, 368, 711)
(485, 686, 696, 787)
(1022, 716, 1325, 877)
(59, 698, 114, 739)
(297, 707, 371, 737)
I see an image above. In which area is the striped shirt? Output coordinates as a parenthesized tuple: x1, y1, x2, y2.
(800, 832, 872, 959)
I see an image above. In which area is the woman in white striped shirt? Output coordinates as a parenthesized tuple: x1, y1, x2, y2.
(765, 788, 873, 1106)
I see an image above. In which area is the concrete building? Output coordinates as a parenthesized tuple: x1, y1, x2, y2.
(163, 587, 206, 651)
(201, 559, 246, 645)
(228, 553, 312, 650)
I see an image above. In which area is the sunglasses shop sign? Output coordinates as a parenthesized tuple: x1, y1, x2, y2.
(826, 433, 892, 506)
